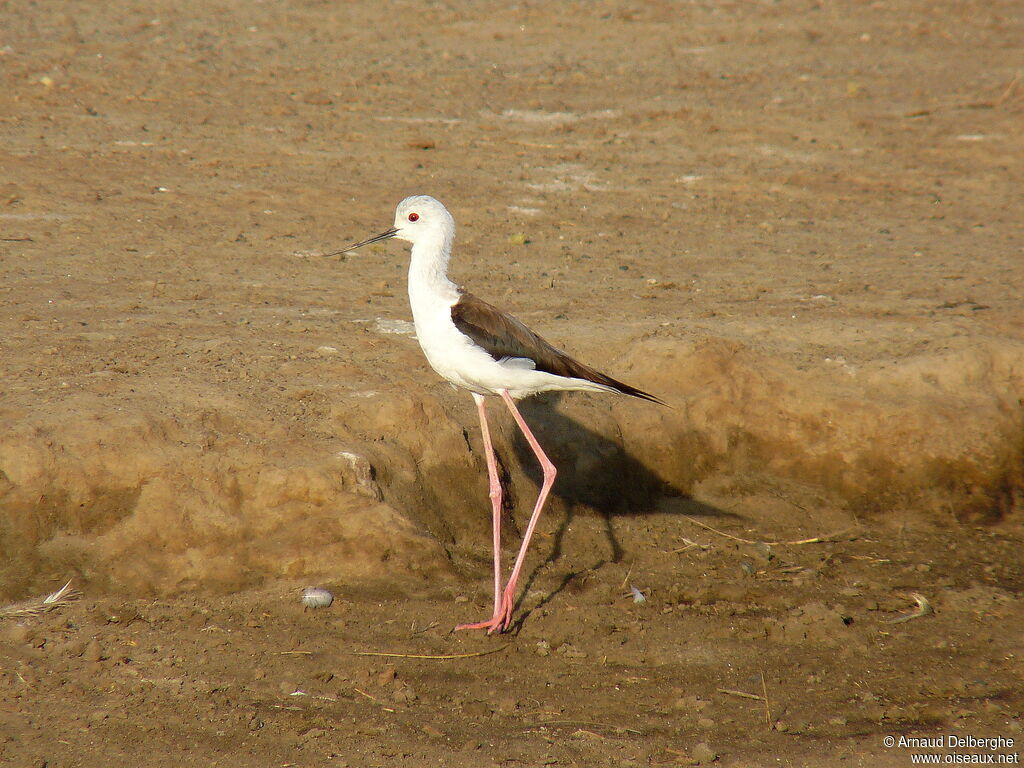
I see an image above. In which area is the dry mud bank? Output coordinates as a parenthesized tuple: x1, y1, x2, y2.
(1, 0, 1022, 765)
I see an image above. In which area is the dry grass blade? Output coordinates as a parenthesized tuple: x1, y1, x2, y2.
(0, 579, 80, 620)
(716, 688, 765, 702)
(668, 537, 711, 554)
(353, 687, 396, 713)
(529, 718, 642, 735)
(883, 592, 933, 624)
(619, 562, 634, 590)
(681, 516, 854, 547)
(760, 670, 773, 729)
(681, 516, 763, 544)
(349, 646, 508, 660)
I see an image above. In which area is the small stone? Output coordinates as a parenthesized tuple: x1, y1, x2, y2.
(4, 624, 31, 645)
(82, 639, 104, 662)
(301, 587, 334, 609)
(392, 684, 417, 704)
(377, 667, 397, 687)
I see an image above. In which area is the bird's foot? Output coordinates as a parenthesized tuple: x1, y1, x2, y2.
(455, 591, 515, 635)
(454, 615, 505, 634)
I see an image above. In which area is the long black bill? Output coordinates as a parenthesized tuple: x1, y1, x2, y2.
(322, 226, 398, 258)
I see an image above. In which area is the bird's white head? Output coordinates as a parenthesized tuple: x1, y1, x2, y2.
(331, 195, 456, 259)
(392, 195, 456, 247)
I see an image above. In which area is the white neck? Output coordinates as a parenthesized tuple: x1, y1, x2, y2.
(407, 229, 459, 313)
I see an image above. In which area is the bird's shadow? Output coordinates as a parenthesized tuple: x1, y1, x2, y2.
(491, 391, 738, 629)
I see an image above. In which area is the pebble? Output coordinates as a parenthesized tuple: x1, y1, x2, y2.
(82, 639, 104, 662)
(3, 623, 31, 645)
(392, 684, 417, 704)
(301, 587, 334, 609)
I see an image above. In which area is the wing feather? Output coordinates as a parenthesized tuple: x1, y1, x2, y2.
(450, 292, 664, 404)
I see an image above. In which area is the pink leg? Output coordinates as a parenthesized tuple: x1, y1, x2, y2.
(493, 389, 557, 633)
(455, 393, 505, 633)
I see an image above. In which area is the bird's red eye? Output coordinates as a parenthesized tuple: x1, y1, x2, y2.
(408, 213, 419, 222)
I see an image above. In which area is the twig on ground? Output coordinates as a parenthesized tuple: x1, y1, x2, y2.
(619, 562, 634, 590)
(668, 537, 711, 554)
(409, 620, 440, 636)
(716, 688, 765, 702)
(994, 74, 1021, 106)
(529, 718, 642, 735)
(766, 487, 808, 512)
(760, 670, 773, 729)
(349, 646, 508, 660)
(681, 515, 854, 547)
(883, 592, 933, 624)
(353, 687, 396, 712)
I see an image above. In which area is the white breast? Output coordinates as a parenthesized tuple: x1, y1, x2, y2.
(404, 238, 615, 399)
(406, 260, 493, 393)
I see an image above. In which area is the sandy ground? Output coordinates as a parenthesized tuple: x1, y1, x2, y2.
(1, 0, 1023, 765)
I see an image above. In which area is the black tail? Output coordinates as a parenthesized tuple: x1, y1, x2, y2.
(592, 372, 667, 407)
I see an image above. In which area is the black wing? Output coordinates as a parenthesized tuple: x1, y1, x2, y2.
(450, 292, 664, 404)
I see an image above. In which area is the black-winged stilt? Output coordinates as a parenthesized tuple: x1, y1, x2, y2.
(334, 195, 662, 634)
